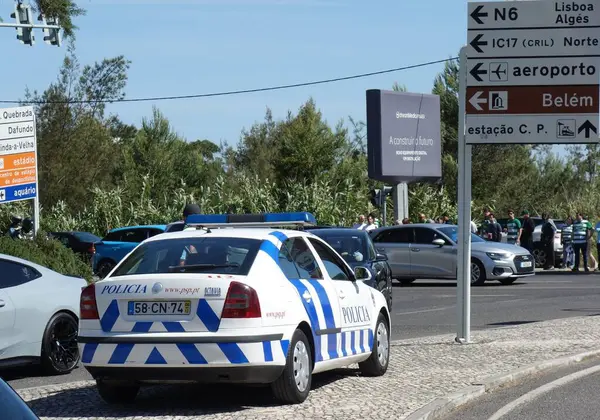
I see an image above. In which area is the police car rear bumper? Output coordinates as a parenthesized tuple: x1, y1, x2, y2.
(86, 365, 285, 384)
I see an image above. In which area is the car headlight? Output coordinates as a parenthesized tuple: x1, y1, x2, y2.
(486, 252, 514, 260)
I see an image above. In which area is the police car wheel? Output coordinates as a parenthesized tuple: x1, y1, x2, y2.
(359, 312, 389, 377)
(271, 328, 312, 404)
(96, 379, 139, 404)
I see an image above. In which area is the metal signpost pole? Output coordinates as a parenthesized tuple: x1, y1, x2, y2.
(456, 46, 471, 343)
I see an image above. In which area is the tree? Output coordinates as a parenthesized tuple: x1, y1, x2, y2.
(22, 43, 130, 210)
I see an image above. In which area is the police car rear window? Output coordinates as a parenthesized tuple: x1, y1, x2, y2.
(111, 237, 262, 276)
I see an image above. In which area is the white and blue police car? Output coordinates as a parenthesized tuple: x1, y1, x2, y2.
(78, 212, 391, 404)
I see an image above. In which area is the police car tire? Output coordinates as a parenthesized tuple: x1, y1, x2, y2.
(271, 328, 312, 404)
(96, 379, 139, 404)
(359, 312, 389, 377)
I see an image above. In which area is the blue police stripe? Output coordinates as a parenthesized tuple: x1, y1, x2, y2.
(218, 343, 249, 364)
(350, 331, 356, 355)
(368, 329, 374, 350)
(132, 322, 152, 333)
(262, 341, 273, 362)
(108, 344, 134, 364)
(359, 331, 365, 353)
(197, 300, 220, 332)
(281, 339, 290, 357)
(270, 231, 340, 359)
(340, 333, 347, 357)
(81, 343, 98, 363)
(146, 347, 167, 364)
(177, 344, 208, 364)
(100, 300, 120, 332)
(269, 230, 288, 243)
(163, 322, 185, 333)
(289, 279, 323, 362)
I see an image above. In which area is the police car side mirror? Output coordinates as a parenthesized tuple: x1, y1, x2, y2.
(353, 266, 372, 282)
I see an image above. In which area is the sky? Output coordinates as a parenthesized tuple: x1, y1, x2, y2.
(0, 0, 565, 155)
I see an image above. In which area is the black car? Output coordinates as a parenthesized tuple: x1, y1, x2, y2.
(48, 231, 101, 262)
(308, 228, 393, 311)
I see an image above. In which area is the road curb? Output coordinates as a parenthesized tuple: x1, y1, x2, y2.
(404, 347, 600, 420)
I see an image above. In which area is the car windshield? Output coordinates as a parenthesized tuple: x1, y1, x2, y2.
(111, 237, 262, 276)
(72, 232, 101, 243)
(437, 226, 485, 243)
(310, 231, 371, 263)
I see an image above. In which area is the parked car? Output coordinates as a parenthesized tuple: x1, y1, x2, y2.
(0, 253, 86, 374)
(308, 227, 393, 311)
(495, 217, 565, 267)
(0, 378, 39, 419)
(92, 225, 166, 278)
(48, 231, 101, 263)
(369, 224, 535, 286)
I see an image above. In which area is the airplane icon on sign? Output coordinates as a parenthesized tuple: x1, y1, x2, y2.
(489, 62, 508, 82)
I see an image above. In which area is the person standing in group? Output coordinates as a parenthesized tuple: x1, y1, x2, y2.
(489, 213, 503, 242)
(505, 209, 522, 245)
(365, 213, 378, 231)
(402, 218, 411, 224)
(562, 216, 574, 269)
(353, 215, 366, 229)
(520, 210, 536, 253)
(541, 213, 557, 270)
(470, 219, 478, 234)
(572, 212, 592, 272)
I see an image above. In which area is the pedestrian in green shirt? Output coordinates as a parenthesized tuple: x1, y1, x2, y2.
(506, 209, 522, 245)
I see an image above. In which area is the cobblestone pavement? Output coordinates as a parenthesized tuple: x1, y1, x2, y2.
(18, 315, 600, 420)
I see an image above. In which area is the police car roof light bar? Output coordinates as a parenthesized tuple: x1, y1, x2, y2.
(185, 212, 317, 228)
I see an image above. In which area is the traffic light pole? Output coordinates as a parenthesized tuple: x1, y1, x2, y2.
(0, 23, 60, 29)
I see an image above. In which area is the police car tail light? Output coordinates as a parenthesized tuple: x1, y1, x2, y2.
(80, 283, 99, 320)
(221, 282, 261, 319)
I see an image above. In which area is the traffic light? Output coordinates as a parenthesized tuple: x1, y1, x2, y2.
(39, 15, 61, 47)
(369, 189, 381, 208)
(11, 2, 35, 46)
(381, 186, 393, 206)
(11, 3, 34, 46)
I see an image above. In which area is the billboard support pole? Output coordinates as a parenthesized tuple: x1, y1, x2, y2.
(393, 182, 409, 223)
(456, 45, 472, 344)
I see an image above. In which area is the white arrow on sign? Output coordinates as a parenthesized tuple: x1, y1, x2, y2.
(0, 189, 5, 201)
(469, 91, 487, 111)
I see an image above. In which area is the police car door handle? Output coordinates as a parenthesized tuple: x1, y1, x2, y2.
(411, 248, 420, 252)
(0, 300, 5, 308)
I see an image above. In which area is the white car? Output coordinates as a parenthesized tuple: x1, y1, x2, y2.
(0, 253, 86, 374)
(78, 212, 391, 405)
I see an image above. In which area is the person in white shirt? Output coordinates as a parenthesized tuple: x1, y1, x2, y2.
(352, 214, 366, 230)
(365, 213, 378, 231)
(470, 220, 478, 233)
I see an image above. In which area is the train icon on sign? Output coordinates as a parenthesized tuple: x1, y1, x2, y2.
(557, 120, 576, 139)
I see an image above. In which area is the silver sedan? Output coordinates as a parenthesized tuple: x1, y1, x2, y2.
(369, 224, 535, 286)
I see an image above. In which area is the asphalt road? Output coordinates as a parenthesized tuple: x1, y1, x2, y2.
(443, 354, 600, 420)
(3, 271, 600, 390)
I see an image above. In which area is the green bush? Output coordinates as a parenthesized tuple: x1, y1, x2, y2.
(0, 232, 93, 282)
